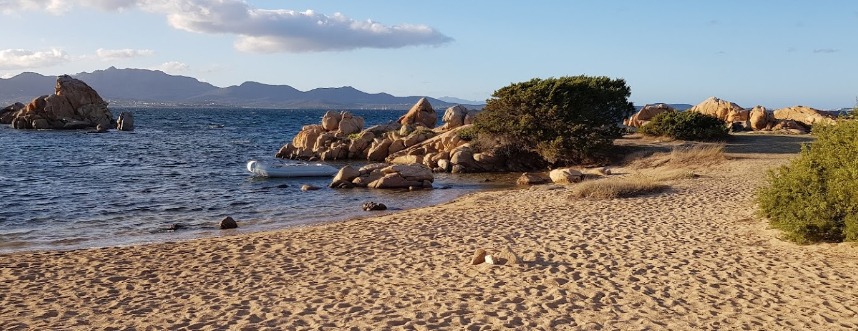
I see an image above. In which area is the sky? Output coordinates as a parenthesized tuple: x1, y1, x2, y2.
(0, 0, 856, 109)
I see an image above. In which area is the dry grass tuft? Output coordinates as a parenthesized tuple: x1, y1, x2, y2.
(569, 176, 669, 199)
(631, 144, 726, 169)
(647, 168, 698, 182)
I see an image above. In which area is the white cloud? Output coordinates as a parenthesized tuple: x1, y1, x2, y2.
(96, 48, 155, 59)
(0, 48, 69, 69)
(153, 61, 190, 73)
(2, 0, 453, 53)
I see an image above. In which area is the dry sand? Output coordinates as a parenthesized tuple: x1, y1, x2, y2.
(2, 134, 858, 330)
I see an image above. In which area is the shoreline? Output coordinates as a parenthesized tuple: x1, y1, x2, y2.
(3, 134, 858, 330)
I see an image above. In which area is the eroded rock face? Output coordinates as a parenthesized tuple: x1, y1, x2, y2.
(7, 75, 113, 130)
(772, 106, 835, 128)
(398, 97, 436, 128)
(625, 103, 675, 128)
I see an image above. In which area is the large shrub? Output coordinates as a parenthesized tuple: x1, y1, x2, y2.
(757, 120, 858, 243)
(473, 76, 634, 164)
(638, 111, 729, 141)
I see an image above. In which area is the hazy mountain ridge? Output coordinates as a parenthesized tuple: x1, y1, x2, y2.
(0, 67, 470, 109)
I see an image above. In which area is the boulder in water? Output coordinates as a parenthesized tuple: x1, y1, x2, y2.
(116, 112, 134, 131)
(220, 216, 238, 229)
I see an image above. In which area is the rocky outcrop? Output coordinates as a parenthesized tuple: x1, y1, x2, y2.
(398, 97, 436, 128)
(330, 163, 434, 189)
(6, 75, 113, 130)
(689, 97, 749, 129)
(625, 103, 675, 128)
(772, 106, 835, 128)
(0, 102, 25, 124)
(276, 111, 366, 161)
(116, 112, 134, 131)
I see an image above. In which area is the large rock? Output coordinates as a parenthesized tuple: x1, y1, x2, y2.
(689, 97, 748, 126)
(625, 103, 675, 128)
(398, 97, 436, 128)
(441, 105, 468, 130)
(321, 111, 341, 131)
(0, 102, 24, 124)
(772, 106, 835, 128)
(8, 75, 112, 130)
(748, 106, 771, 131)
(337, 112, 365, 135)
(292, 125, 325, 149)
(116, 112, 134, 131)
(382, 164, 434, 182)
(366, 138, 393, 161)
(336, 163, 433, 189)
(330, 165, 361, 188)
(549, 168, 584, 184)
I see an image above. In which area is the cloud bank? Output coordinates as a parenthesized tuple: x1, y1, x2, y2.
(96, 48, 155, 59)
(0, 48, 69, 69)
(153, 61, 190, 73)
(3, 0, 453, 53)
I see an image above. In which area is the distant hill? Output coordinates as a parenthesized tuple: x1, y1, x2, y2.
(438, 96, 485, 106)
(0, 67, 477, 110)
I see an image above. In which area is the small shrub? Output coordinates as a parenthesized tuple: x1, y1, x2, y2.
(630, 144, 726, 169)
(639, 111, 729, 141)
(757, 120, 858, 243)
(457, 126, 478, 141)
(570, 176, 668, 199)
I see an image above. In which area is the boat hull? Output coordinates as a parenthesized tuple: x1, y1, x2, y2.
(247, 160, 338, 178)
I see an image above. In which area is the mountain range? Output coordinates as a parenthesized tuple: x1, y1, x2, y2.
(0, 67, 483, 110)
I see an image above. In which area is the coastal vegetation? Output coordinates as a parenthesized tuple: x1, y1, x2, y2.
(638, 111, 730, 141)
(570, 176, 668, 199)
(758, 120, 858, 243)
(473, 76, 634, 165)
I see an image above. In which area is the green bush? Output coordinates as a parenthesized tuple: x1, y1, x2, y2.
(456, 126, 478, 141)
(757, 120, 858, 243)
(638, 111, 729, 141)
(473, 76, 634, 164)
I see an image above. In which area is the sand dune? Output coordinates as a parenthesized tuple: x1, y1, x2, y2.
(2, 134, 857, 330)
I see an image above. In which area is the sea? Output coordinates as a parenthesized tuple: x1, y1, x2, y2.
(0, 108, 511, 254)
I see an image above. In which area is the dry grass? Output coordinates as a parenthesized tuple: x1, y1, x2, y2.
(646, 168, 698, 182)
(569, 176, 669, 199)
(630, 144, 727, 169)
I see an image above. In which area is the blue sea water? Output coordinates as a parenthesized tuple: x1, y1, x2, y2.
(0, 108, 509, 253)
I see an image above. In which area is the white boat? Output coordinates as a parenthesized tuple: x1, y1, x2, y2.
(246, 160, 339, 178)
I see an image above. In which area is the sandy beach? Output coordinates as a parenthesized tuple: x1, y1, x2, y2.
(2, 134, 858, 330)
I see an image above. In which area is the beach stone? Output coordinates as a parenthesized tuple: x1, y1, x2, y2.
(549, 168, 584, 184)
(116, 111, 134, 131)
(362, 201, 387, 211)
(496, 246, 522, 265)
(301, 184, 320, 191)
(220, 216, 238, 229)
(330, 165, 361, 188)
(517, 172, 548, 186)
(471, 248, 487, 265)
(398, 97, 436, 128)
(485, 255, 497, 265)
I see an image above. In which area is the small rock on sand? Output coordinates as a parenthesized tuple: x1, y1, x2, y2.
(471, 248, 487, 265)
(220, 216, 238, 229)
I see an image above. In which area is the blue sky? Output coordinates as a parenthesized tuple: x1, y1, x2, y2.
(1, 0, 855, 108)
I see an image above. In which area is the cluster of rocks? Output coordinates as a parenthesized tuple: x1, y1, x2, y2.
(277, 97, 549, 177)
(516, 168, 587, 186)
(1, 75, 134, 131)
(625, 97, 836, 134)
(330, 163, 434, 189)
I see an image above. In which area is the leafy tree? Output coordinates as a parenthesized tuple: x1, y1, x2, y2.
(473, 76, 634, 164)
(638, 111, 729, 141)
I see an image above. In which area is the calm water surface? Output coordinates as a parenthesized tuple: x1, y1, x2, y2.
(0, 108, 509, 253)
